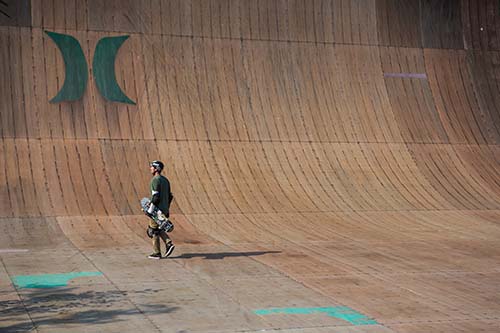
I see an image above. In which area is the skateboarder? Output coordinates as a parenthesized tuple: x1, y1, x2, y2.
(147, 160, 175, 259)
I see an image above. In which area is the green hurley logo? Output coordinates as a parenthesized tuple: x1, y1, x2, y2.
(0, 0, 10, 18)
(45, 31, 135, 105)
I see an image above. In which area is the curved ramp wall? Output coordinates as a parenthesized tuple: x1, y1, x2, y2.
(0, 0, 499, 239)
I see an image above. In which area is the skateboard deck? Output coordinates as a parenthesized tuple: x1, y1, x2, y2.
(141, 197, 174, 232)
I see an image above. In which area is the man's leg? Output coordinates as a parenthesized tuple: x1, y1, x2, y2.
(159, 231, 175, 257)
(152, 234, 161, 254)
(148, 221, 162, 259)
(159, 230, 171, 245)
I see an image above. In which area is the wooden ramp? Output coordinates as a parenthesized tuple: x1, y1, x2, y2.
(1, 1, 500, 332)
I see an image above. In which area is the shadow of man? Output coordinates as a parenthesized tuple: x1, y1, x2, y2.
(172, 251, 281, 260)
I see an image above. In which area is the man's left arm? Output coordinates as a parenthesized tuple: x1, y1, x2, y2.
(151, 177, 161, 206)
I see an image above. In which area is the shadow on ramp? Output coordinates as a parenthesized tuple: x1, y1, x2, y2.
(0, 288, 178, 332)
(172, 251, 281, 260)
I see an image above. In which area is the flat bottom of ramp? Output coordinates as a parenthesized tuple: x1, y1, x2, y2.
(2, 211, 500, 332)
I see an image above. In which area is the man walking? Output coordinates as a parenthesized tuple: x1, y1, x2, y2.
(147, 160, 175, 259)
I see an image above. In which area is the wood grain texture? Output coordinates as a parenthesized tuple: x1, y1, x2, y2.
(1, 2, 500, 332)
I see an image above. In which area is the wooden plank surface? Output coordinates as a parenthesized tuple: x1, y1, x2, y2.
(421, 0, 464, 49)
(0, 140, 13, 217)
(376, 0, 421, 48)
(1, 2, 500, 332)
(0, 27, 14, 138)
(19, 27, 39, 138)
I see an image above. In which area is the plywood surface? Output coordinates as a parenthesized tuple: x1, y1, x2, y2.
(1, 1, 499, 332)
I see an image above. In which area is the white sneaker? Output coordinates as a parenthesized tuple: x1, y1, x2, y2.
(148, 253, 161, 259)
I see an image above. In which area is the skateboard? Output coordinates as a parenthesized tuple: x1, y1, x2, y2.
(140, 197, 174, 233)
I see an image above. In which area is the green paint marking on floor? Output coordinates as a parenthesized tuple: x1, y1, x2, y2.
(254, 306, 378, 326)
(12, 271, 103, 289)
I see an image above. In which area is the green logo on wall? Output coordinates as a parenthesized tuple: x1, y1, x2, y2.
(45, 31, 135, 105)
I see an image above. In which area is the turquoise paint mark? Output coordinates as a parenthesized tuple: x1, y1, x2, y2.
(93, 35, 135, 104)
(12, 271, 103, 289)
(254, 306, 378, 326)
(45, 31, 88, 102)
